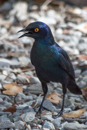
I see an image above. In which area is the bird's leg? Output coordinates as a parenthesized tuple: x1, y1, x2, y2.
(58, 85, 66, 116)
(37, 82, 48, 114)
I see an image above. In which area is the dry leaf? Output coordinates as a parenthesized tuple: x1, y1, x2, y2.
(75, 23, 87, 34)
(4, 22, 11, 29)
(46, 92, 62, 104)
(66, 10, 82, 19)
(78, 61, 87, 68)
(51, 1, 64, 6)
(62, 109, 86, 118)
(78, 55, 87, 60)
(3, 104, 17, 114)
(20, 73, 31, 83)
(7, 52, 14, 57)
(85, 24, 87, 29)
(63, 29, 69, 34)
(0, 88, 4, 92)
(3, 83, 23, 95)
(0, 0, 8, 5)
(82, 86, 87, 101)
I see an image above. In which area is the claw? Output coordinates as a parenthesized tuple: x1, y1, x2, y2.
(57, 110, 63, 116)
(36, 108, 42, 115)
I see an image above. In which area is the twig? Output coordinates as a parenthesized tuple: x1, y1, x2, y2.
(21, 68, 35, 72)
(4, 73, 11, 80)
(21, 116, 31, 130)
(0, 88, 4, 92)
(2, 73, 16, 81)
(40, 111, 47, 124)
(33, 93, 43, 108)
(33, 123, 43, 130)
(41, 0, 53, 10)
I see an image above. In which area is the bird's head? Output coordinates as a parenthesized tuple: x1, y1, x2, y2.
(18, 21, 54, 43)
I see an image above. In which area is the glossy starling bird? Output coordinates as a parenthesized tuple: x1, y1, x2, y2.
(18, 21, 82, 115)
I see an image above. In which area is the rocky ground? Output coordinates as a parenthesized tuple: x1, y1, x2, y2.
(0, 0, 87, 130)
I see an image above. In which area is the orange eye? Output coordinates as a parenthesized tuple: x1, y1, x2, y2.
(34, 28, 39, 32)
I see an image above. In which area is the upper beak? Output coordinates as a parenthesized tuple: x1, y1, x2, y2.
(18, 29, 26, 33)
(18, 28, 32, 38)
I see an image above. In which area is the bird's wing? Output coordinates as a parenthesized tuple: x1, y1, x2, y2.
(55, 44, 75, 80)
(58, 53, 75, 81)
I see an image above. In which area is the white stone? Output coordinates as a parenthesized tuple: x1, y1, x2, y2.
(21, 112, 36, 122)
(38, 17, 56, 25)
(42, 112, 53, 121)
(63, 121, 87, 130)
(43, 120, 55, 129)
(52, 117, 63, 128)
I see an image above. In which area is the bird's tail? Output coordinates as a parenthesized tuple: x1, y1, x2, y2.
(82, 87, 87, 101)
(68, 80, 87, 102)
(67, 80, 82, 95)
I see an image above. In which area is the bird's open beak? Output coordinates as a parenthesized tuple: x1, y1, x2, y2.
(18, 28, 32, 38)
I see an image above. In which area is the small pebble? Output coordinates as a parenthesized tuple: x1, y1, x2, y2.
(21, 112, 36, 122)
(43, 99, 56, 112)
(43, 120, 55, 129)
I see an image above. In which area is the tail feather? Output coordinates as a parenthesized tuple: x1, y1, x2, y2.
(82, 87, 87, 101)
(67, 80, 82, 95)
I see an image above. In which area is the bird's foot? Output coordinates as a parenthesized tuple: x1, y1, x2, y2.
(57, 110, 63, 117)
(52, 110, 63, 119)
(36, 108, 42, 115)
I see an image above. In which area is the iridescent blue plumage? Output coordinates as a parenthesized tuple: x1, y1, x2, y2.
(19, 21, 82, 115)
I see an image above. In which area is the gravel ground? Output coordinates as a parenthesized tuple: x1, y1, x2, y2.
(0, 0, 87, 130)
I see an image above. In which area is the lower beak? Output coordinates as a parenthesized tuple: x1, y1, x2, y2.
(18, 32, 30, 38)
(18, 28, 32, 38)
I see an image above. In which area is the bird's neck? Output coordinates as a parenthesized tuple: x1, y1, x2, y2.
(45, 33, 55, 45)
(35, 32, 55, 46)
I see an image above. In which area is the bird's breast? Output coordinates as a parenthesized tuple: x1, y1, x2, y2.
(30, 42, 68, 83)
(30, 44, 52, 68)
